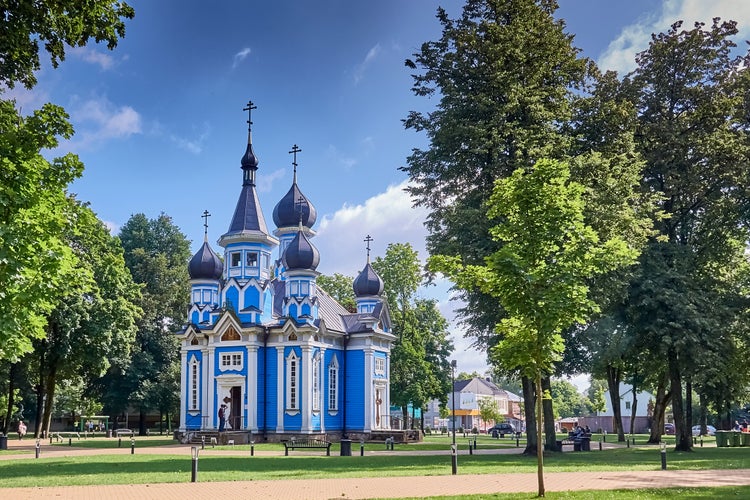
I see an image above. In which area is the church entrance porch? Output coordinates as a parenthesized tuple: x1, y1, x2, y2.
(216, 376, 245, 431)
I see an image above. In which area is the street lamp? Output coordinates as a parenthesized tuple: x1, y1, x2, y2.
(191, 446, 200, 482)
(451, 359, 457, 475)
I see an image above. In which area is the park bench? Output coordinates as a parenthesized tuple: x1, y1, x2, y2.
(114, 429, 134, 437)
(282, 438, 331, 456)
(54, 432, 81, 442)
(558, 432, 591, 451)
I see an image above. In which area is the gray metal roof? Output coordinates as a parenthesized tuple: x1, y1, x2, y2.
(223, 184, 271, 237)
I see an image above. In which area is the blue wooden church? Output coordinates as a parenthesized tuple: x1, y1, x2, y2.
(176, 102, 395, 442)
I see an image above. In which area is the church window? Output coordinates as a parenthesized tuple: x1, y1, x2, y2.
(220, 353, 242, 369)
(190, 358, 199, 411)
(300, 281, 309, 295)
(288, 332, 297, 341)
(286, 351, 299, 412)
(230, 252, 241, 267)
(190, 338, 199, 346)
(312, 353, 321, 412)
(245, 251, 258, 267)
(290, 281, 299, 295)
(328, 355, 339, 412)
(375, 357, 385, 376)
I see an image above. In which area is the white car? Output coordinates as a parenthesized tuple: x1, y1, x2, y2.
(691, 424, 716, 436)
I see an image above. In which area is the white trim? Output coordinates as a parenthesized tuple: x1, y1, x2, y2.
(328, 354, 339, 413)
(285, 350, 300, 415)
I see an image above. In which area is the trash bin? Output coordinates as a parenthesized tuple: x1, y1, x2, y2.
(340, 439, 352, 456)
(581, 437, 591, 451)
(730, 431, 742, 447)
(573, 440, 581, 452)
(715, 431, 729, 447)
(107, 430, 113, 438)
(0, 435, 7, 450)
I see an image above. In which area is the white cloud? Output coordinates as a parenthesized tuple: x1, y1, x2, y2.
(65, 95, 142, 150)
(353, 43, 381, 84)
(324, 144, 357, 169)
(103, 220, 120, 234)
(69, 46, 115, 70)
(257, 167, 285, 193)
(232, 47, 252, 69)
(170, 122, 211, 154)
(315, 179, 427, 276)
(598, 0, 750, 74)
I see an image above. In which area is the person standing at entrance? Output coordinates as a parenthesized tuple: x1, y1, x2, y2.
(218, 404, 226, 432)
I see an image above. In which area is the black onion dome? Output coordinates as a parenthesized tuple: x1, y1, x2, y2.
(273, 182, 317, 228)
(353, 262, 384, 297)
(282, 230, 320, 271)
(188, 241, 223, 280)
(241, 141, 259, 169)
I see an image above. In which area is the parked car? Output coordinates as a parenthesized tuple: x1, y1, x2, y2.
(664, 423, 675, 435)
(692, 424, 716, 436)
(489, 422, 516, 437)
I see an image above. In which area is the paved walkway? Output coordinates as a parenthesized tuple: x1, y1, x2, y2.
(1, 438, 748, 499)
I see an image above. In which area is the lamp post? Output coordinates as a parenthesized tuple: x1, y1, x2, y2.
(451, 359, 457, 475)
(191, 446, 200, 482)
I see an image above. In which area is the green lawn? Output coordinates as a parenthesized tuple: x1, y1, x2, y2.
(1, 446, 750, 488)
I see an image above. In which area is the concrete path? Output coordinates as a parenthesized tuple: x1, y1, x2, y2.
(1, 437, 747, 499)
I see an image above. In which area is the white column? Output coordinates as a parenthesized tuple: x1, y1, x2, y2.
(319, 347, 326, 434)
(276, 347, 284, 432)
(246, 345, 258, 431)
(301, 346, 312, 432)
(364, 349, 373, 431)
(206, 346, 214, 429)
(385, 353, 391, 429)
(179, 349, 187, 432)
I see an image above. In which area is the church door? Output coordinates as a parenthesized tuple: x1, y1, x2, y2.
(230, 386, 242, 429)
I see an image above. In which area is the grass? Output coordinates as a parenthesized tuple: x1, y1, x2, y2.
(390, 486, 750, 499)
(1, 445, 750, 488)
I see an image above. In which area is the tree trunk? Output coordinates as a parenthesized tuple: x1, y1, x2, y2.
(535, 374, 545, 497)
(541, 376, 556, 451)
(668, 352, 691, 451)
(605, 364, 625, 442)
(521, 376, 537, 456)
(139, 407, 147, 436)
(629, 372, 638, 436)
(41, 367, 57, 436)
(685, 375, 693, 437)
(35, 351, 45, 438)
(647, 373, 671, 443)
(699, 393, 707, 435)
(3, 362, 18, 435)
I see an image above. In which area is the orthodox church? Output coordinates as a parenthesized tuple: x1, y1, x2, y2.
(176, 102, 395, 441)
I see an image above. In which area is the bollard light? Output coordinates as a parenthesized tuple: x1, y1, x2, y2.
(599, 436, 602, 451)
(191, 446, 200, 482)
(660, 441, 667, 470)
(451, 444, 457, 475)
(35, 439, 40, 459)
(700, 435, 703, 447)
(360, 438, 364, 457)
(202, 435, 205, 450)
(118, 437, 122, 448)
(131, 437, 135, 455)
(250, 440, 255, 456)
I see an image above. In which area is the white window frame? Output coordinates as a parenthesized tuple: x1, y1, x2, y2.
(312, 352, 321, 412)
(219, 352, 243, 371)
(328, 355, 339, 413)
(286, 350, 300, 414)
(245, 251, 258, 267)
(189, 357, 199, 411)
(230, 252, 241, 267)
(375, 356, 385, 376)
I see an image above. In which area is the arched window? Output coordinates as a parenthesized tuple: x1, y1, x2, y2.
(312, 352, 321, 412)
(328, 355, 339, 412)
(189, 356, 200, 411)
(286, 350, 300, 413)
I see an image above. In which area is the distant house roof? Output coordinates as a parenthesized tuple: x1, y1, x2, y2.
(454, 377, 509, 398)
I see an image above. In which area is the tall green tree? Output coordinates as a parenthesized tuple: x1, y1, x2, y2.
(372, 243, 453, 428)
(550, 380, 587, 419)
(96, 213, 190, 434)
(431, 159, 638, 496)
(0, 101, 82, 361)
(317, 273, 356, 312)
(402, 0, 590, 455)
(622, 18, 750, 451)
(0, 0, 134, 89)
(34, 199, 140, 437)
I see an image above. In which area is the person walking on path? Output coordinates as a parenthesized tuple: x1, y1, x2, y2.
(17, 421, 26, 440)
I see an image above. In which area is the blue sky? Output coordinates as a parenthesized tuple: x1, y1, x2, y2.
(8, 0, 750, 387)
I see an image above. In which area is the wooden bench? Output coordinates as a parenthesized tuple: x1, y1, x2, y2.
(558, 433, 591, 451)
(283, 438, 332, 456)
(54, 432, 81, 442)
(114, 429, 134, 438)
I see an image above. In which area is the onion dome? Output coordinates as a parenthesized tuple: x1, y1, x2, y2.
(353, 262, 384, 297)
(273, 183, 317, 228)
(189, 240, 223, 280)
(282, 230, 320, 271)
